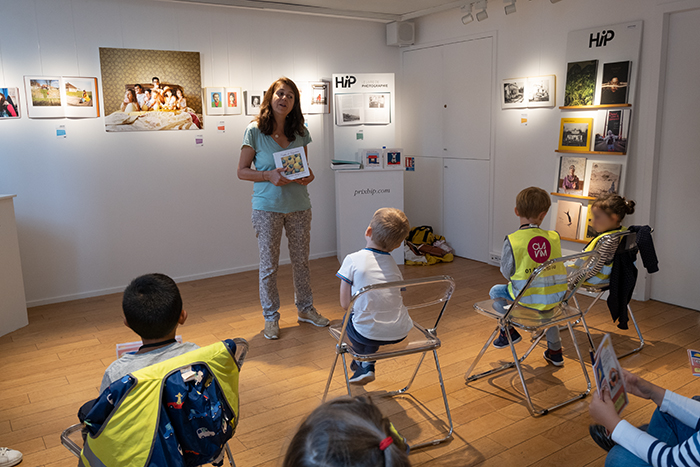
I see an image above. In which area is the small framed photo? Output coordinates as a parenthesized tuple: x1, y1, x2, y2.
(300, 81, 330, 114)
(362, 148, 383, 169)
(0, 87, 21, 119)
(204, 87, 225, 115)
(224, 87, 242, 115)
(25, 76, 63, 118)
(558, 118, 593, 153)
(384, 148, 402, 170)
(526, 75, 556, 108)
(245, 90, 264, 116)
(501, 78, 526, 109)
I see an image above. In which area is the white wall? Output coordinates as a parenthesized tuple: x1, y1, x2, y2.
(403, 0, 700, 300)
(0, 0, 400, 306)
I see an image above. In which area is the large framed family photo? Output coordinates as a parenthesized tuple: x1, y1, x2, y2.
(99, 47, 203, 132)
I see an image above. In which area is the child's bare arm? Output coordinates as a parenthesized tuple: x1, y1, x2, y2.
(340, 281, 352, 310)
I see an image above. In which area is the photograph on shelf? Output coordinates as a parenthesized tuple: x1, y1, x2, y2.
(558, 156, 587, 196)
(273, 146, 310, 180)
(600, 61, 630, 105)
(526, 75, 556, 108)
(362, 148, 383, 169)
(559, 117, 593, 152)
(225, 87, 242, 115)
(584, 206, 599, 242)
(584, 161, 623, 198)
(384, 148, 402, 169)
(99, 47, 203, 131)
(501, 78, 526, 109)
(555, 200, 582, 240)
(0, 87, 20, 119)
(24, 76, 100, 118)
(245, 90, 264, 116)
(300, 81, 329, 114)
(335, 92, 390, 126)
(564, 60, 598, 106)
(204, 87, 225, 116)
(592, 109, 631, 153)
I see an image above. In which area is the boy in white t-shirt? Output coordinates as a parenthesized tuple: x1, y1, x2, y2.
(336, 208, 413, 384)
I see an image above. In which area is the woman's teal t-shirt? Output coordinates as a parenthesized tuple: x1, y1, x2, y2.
(241, 121, 312, 214)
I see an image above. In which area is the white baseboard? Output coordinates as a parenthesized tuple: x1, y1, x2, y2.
(25, 250, 338, 308)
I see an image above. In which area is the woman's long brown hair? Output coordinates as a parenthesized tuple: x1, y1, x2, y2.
(256, 77, 306, 141)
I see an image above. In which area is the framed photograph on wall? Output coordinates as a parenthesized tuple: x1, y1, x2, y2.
(300, 81, 329, 114)
(558, 156, 587, 196)
(0, 87, 20, 119)
(24, 76, 63, 118)
(584, 160, 623, 198)
(558, 118, 593, 152)
(526, 75, 556, 108)
(501, 78, 526, 109)
(204, 87, 225, 116)
(564, 60, 598, 106)
(61, 77, 99, 118)
(224, 87, 242, 115)
(245, 90, 263, 116)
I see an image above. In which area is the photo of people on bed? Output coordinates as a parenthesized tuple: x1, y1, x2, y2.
(99, 47, 204, 132)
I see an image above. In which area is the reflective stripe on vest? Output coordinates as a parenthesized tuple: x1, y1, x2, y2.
(583, 228, 626, 286)
(81, 341, 240, 467)
(507, 228, 567, 311)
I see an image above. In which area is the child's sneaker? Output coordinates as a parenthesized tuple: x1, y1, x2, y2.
(0, 447, 22, 467)
(543, 348, 564, 366)
(349, 363, 375, 384)
(493, 328, 522, 349)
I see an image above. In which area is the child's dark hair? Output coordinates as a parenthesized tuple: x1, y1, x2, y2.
(515, 186, 551, 219)
(591, 194, 636, 220)
(284, 396, 411, 467)
(122, 273, 183, 339)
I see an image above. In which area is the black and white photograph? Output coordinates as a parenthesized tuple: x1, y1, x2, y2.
(342, 109, 361, 123)
(501, 78, 526, 109)
(245, 90, 264, 116)
(526, 75, 556, 108)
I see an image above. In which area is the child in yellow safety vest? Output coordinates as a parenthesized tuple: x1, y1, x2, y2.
(489, 187, 568, 366)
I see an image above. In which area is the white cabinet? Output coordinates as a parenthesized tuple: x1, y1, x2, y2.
(0, 195, 28, 337)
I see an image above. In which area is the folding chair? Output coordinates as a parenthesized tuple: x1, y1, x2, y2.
(322, 275, 456, 450)
(61, 337, 249, 467)
(573, 230, 645, 359)
(465, 251, 600, 416)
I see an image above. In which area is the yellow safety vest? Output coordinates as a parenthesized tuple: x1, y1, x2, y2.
(507, 228, 567, 311)
(80, 341, 240, 467)
(583, 227, 626, 286)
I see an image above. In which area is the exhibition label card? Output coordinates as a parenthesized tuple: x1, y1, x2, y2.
(593, 333, 629, 415)
(56, 125, 67, 139)
(273, 146, 310, 180)
(195, 135, 204, 147)
(688, 350, 700, 377)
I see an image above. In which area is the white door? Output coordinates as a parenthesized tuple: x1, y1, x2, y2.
(442, 38, 493, 160)
(650, 9, 700, 310)
(443, 158, 490, 262)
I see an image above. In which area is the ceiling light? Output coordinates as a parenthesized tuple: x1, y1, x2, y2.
(504, 0, 516, 15)
(461, 3, 474, 24)
(550, 0, 562, 3)
(475, 0, 488, 21)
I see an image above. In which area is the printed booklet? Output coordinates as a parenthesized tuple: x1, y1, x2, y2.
(273, 146, 310, 180)
(593, 333, 629, 415)
(688, 349, 700, 377)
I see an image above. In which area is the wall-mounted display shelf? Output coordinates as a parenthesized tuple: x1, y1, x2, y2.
(555, 149, 626, 156)
(560, 236, 589, 244)
(550, 192, 595, 201)
(559, 103, 632, 110)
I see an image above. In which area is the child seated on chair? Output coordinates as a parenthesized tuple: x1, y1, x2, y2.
(284, 396, 411, 467)
(336, 208, 413, 385)
(490, 187, 567, 366)
(583, 194, 636, 286)
(78, 273, 199, 422)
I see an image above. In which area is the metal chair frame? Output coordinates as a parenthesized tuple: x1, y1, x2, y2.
(60, 337, 249, 467)
(573, 230, 645, 360)
(464, 251, 601, 416)
(322, 275, 456, 450)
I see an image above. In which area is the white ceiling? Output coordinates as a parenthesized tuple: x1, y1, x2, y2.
(156, 0, 468, 22)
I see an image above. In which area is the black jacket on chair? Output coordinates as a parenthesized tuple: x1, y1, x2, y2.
(607, 225, 659, 329)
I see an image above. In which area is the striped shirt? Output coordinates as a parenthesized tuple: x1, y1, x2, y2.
(612, 390, 700, 466)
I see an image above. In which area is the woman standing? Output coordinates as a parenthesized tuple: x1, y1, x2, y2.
(238, 77, 329, 340)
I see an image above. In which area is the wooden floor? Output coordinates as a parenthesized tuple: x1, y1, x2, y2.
(1, 256, 699, 466)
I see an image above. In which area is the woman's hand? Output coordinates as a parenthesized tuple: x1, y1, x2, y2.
(622, 369, 665, 405)
(294, 168, 315, 187)
(589, 387, 622, 433)
(268, 168, 292, 186)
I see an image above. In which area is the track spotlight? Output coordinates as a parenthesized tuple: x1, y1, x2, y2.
(475, 0, 488, 21)
(461, 3, 474, 24)
(550, 0, 562, 3)
(504, 0, 516, 15)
